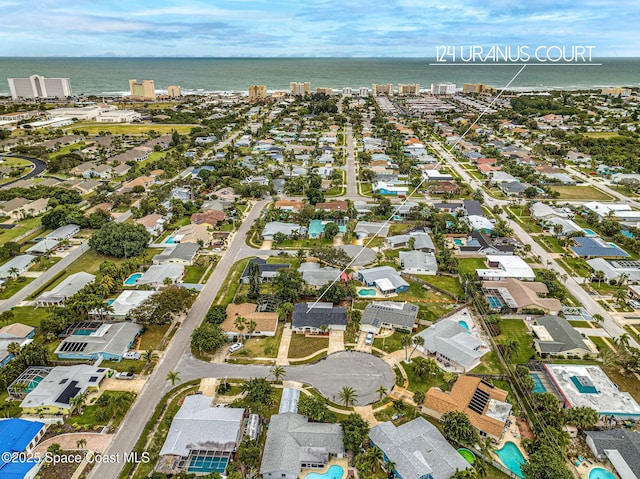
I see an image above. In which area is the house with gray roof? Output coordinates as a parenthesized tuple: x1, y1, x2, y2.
(26, 238, 60, 255)
(361, 302, 419, 334)
(136, 264, 184, 289)
(369, 417, 470, 479)
(298, 262, 341, 288)
(414, 318, 488, 372)
(532, 316, 591, 359)
(91, 290, 155, 320)
(499, 181, 531, 196)
(260, 413, 344, 479)
(587, 258, 640, 283)
(571, 237, 629, 258)
(152, 243, 200, 266)
(35, 272, 95, 307)
(463, 199, 484, 217)
(55, 322, 141, 362)
(354, 221, 390, 239)
(399, 251, 438, 275)
(586, 429, 640, 479)
(292, 302, 347, 333)
(46, 224, 80, 241)
(385, 232, 435, 252)
(262, 222, 305, 241)
(0, 254, 35, 279)
(240, 258, 290, 284)
(358, 266, 409, 294)
(157, 395, 245, 476)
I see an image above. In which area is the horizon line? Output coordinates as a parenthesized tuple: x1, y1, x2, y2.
(0, 55, 638, 60)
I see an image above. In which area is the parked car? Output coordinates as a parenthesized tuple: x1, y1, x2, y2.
(115, 372, 135, 380)
(123, 351, 141, 360)
(229, 342, 243, 353)
(365, 332, 374, 346)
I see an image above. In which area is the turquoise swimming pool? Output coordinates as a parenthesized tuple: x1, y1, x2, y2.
(358, 289, 377, 297)
(583, 228, 598, 237)
(530, 373, 547, 393)
(124, 273, 142, 285)
(589, 468, 616, 479)
(454, 238, 463, 246)
(487, 295, 503, 310)
(165, 236, 176, 244)
(495, 442, 526, 478)
(459, 320, 469, 331)
(622, 230, 635, 238)
(305, 465, 344, 479)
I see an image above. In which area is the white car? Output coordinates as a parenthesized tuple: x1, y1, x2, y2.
(365, 332, 374, 346)
(115, 372, 135, 380)
(229, 342, 243, 353)
(123, 351, 141, 360)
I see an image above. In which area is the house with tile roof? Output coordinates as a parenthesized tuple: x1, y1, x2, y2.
(222, 303, 279, 338)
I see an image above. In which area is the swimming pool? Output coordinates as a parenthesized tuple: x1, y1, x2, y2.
(458, 320, 469, 331)
(583, 228, 598, 237)
(187, 455, 228, 474)
(457, 448, 475, 464)
(454, 239, 463, 246)
(622, 230, 635, 238)
(107, 299, 115, 305)
(589, 468, 617, 479)
(495, 442, 526, 478)
(124, 273, 142, 285)
(358, 289, 377, 297)
(165, 236, 176, 244)
(487, 295, 503, 310)
(530, 373, 547, 393)
(305, 465, 344, 479)
(74, 329, 96, 336)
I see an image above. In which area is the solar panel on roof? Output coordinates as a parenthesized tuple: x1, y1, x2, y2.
(97, 369, 105, 372)
(55, 381, 81, 405)
(468, 388, 490, 415)
(88, 376, 98, 383)
(59, 378, 68, 384)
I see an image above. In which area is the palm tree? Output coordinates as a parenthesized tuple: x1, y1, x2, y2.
(143, 350, 159, 364)
(6, 342, 21, 357)
(614, 288, 628, 306)
(235, 316, 246, 342)
(401, 334, 412, 362)
(615, 333, 631, 350)
(474, 459, 488, 478)
(408, 336, 425, 362)
(7, 267, 20, 281)
(392, 398, 404, 412)
(592, 313, 604, 326)
(593, 270, 605, 286)
(506, 339, 520, 362)
(599, 347, 616, 367)
(76, 438, 87, 450)
(166, 371, 181, 387)
(270, 365, 286, 383)
(70, 392, 88, 415)
(376, 385, 388, 402)
(413, 390, 425, 405)
(338, 386, 358, 407)
(366, 446, 385, 473)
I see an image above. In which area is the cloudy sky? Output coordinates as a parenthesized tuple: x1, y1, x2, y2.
(0, 0, 637, 57)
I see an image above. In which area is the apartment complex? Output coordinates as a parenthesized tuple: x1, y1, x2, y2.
(248, 85, 267, 100)
(398, 83, 420, 96)
(129, 79, 156, 101)
(8, 75, 72, 100)
(431, 82, 456, 95)
(463, 83, 496, 94)
(316, 87, 333, 95)
(167, 85, 181, 98)
(372, 83, 394, 95)
(290, 82, 311, 96)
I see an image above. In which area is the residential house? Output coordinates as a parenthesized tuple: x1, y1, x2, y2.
(423, 376, 512, 441)
(399, 251, 438, 275)
(354, 221, 390, 239)
(298, 262, 341, 288)
(92, 290, 155, 320)
(315, 200, 348, 212)
(584, 202, 640, 222)
(0, 323, 35, 366)
(262, 222, 305, 241)
(191, 210, 226, 227)
(260, 413, 344, 479)
(571, 237, 629, 258)
(476, 255, 535, 281)
(135, 213, 166, 236)
(358, 266, 409, 294)
(586, 258, 640, 283)
(35, 272, 95, 307)
(0, 254, 35, 280)
(0, 197, 31, 219)
(360, 301, 419, 334)
(55, 322, 141, 362)
(459, 232, 514, 255)
(121, 176, 154, 192)
(274, 199, 305, 212)
(20, 365, 108, 415)
(532, 316, 591, 358)
(585, 429, 640, 479)
(136, 264, 184, 289)
(465, 215, 495, 234)
(153, 243, 200, 266)
(385, 232, 435, 251)
(482, 279, 562, 314)
(157, 396, 245, 476)
(73, 179, 102, 195)
(499, 181, 532, 196)
(369, 417, 470, 479)
(240, 258, 290, 284)
(112, 163, 131, 176)
(291, 302, 347, 333)
(0, 418, 46, 479)
(174, 224, 211, 246)
(47, 224, 81, 242)
(222, 303, 279, 338)
(414, 317, 488, 372)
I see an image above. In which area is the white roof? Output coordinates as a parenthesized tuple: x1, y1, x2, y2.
(479, 255, 535, 280)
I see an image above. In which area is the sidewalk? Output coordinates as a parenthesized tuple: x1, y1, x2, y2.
(276, 324, 292, 365)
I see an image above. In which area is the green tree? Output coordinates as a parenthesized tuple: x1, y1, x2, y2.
(401, 334, 412, 362)
(521, 443, 573, 479)
(567, 406, 599, 432)
(237, 438, 261, 470)
(341, 413, 370, 453)
(338, 386, 358, 407)
(442, 411, 479, 446)
(376, 385, 388, 402)
(89, 222, 151, 258)
(241, 378, 275, 405)
(298, 394, 337, 423)
(270, 365, 286, 383)
(272, 268, 304, 303)
(324, 222, 340, 240)
(413, 390, 425, 405)
(191, 323, 228, 353)
(408, 335, 425, 361)
(166, 371, 181, 387)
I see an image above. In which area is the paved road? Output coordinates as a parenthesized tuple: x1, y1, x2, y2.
(0, 210, 132, 313)
(429, 137, 634, 346)
(345, 124, 358, 198)
(0, 154, 47, 189)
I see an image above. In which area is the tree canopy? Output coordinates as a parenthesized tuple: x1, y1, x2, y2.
(89, 222, 150, 258)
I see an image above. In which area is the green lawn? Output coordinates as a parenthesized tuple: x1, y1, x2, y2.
(0, 277, 35, 299)
(9, 306, 50, 328)
(458, 257, 487, 275)
(549, 186, 612, 201)
(63, 122, 195, 135)
(139, 324, 171, 351)
(0, 217, 42, 243)
(536, 236, 566, 254)
(234, 323, 283, 358)
(470, 351, 504, 375)
(569, 320, 596, 328)
(562, 257, 592, 278)
(589, 336, 612, 352)
(404, 362, 448, 394)
(183, 265, 207, 283)
(417, 275, 463, 297)
(604, 367, 640, 402)
(215, 257, 252, 305)
(49, 142, 86, 158)
(373, 330, 412, 354)
(495, 319, 536, 364)
(287, 334, 329, 359)
(73, 391, 135, 428)
(101, 358, 145, 373)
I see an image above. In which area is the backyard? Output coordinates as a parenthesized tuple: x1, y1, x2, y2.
(494, 319, 536, 364)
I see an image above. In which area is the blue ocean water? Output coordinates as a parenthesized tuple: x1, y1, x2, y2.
(0, 57, 639, 96)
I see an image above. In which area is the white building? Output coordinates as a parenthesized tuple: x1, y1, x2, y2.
(95, 110, 142, 123)
(431, 82, 456, 95)
(8, 75, 72, 100)
(476, 255, 536, 281)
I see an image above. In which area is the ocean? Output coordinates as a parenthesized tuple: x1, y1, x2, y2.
(0, 57, 639, 96)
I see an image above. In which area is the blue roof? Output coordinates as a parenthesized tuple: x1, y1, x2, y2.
(571, 237, 630, 258)
(0, 418, 45, 478)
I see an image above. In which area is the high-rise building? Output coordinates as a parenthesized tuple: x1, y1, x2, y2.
(167, 85, 181, 98)
(398, 83, 420, 96)
(372, 84, 394, 96)
(359, 87, 369, 97)
(8, 75, 72, 100)
(462, 83, 495, 94)
(129, 79, 156, 101)
(316, 87, 333, 95)
(342, 87, 352, 96)
(248, 85, 267, 100)
(290, 82, 311, 96)
(431, 82, 456, 95)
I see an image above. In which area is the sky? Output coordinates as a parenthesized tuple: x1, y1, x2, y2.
(0, 0, 638, 57)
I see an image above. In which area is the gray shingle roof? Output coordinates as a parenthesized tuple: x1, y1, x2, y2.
(298, 262, 341, 287)
(292, 303, 347, 329)
(369, 417, 470, 479)
(533, 316, 589, 354)
(55, 322, 141, 359)
(399, 251, 438, 273)
(586, 429, 640, 477)
(358, 266, 408, 291)
(415, 319, 485, 369)
(152, 243, 200, 264)
(260, 413, 344, 477)
(241, 258, 290, 281)
(362, 302, 419, 330)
